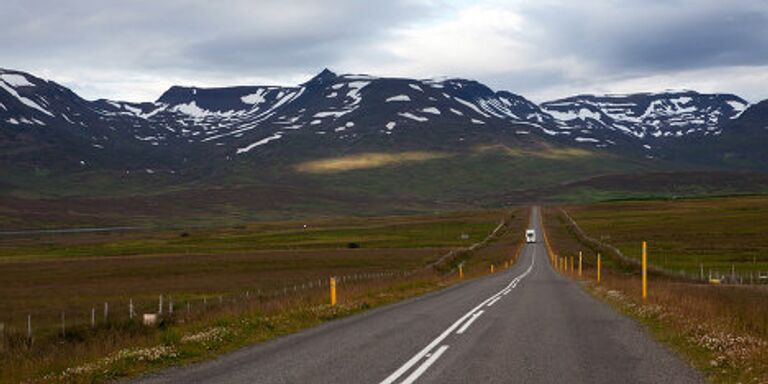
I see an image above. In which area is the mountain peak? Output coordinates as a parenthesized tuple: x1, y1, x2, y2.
(302, 68, 337, 86)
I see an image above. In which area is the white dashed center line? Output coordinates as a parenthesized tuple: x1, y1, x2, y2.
(379, 249, 535, 384)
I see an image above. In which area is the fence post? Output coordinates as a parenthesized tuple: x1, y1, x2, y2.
(104, 302, 109, 322)
(91, 307, 96, 328)
(330, 277, 337, 306)
(642, 241, 648, 301)
(597, 253, 602, 283)
(27, 314, 32, 343)
(159, 295, 163, 315)
(129, 299, 134, 320)
(578, 251, 583, 277)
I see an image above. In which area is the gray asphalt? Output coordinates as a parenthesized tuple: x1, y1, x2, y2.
(133, 207, 701, 384)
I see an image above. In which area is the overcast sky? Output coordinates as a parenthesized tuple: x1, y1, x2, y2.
(2, 0, 767, 103)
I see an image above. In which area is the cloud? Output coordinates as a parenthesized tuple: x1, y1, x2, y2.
(0, 0, 430, 100)
(522, 0, 768, 72)
(1, 0, 767, 102)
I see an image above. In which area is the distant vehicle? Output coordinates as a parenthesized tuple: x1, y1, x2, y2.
(525, 229, 536, 243)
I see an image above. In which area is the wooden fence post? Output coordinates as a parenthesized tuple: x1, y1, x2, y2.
(27, 315, 32, 343)
(578, 251, 582, 277)
(642, 241, 648, 301)
(597, 253, 601, 283)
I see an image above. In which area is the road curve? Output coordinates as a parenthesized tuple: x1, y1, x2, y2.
(133, 207, 701, 384)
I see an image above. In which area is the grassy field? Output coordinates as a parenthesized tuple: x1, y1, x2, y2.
(543, 198, 768, 383)
(0, 208, 527, 383)
(0, 148, 651, 230)
(560, 196, 768, 280)
(0, 210, 501, 260)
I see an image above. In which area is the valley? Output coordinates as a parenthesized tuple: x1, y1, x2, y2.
(2, 68, 768, 230)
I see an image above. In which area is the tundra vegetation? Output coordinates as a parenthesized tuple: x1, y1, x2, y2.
(0, 209, 526, 383)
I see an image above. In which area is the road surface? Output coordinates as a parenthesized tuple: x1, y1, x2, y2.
(134, 207, 700, 384)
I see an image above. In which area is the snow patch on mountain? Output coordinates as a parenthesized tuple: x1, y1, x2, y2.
(546, 107, 601, 121)
(454, 97, 490, 118)
(386, 95, 411, 102)
(399, 112, 428, 122)
(171, 101, 243, 119)
(314, 110, 352, 118)
(0, 80, 53, 116)
(237, 132, 283, 154)
(1, 74, 35, 87)
(241, 90, 268, 105)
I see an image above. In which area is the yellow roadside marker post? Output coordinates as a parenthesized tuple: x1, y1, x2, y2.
(578, 251, 583, 277)
(642, 241, 648, 301)
(597, 253, 602, 283)
(330, 277, 337, 306)
(490, 264, 495, 274)
(570, 256, 574, 274)
(459, 264, 464, 279)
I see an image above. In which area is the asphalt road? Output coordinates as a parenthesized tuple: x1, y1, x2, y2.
(134, 207, 701, 384)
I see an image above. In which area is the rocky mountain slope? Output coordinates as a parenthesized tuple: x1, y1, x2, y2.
(1, 66, 766, 196)
(1, 67, 767, 225)
(4, 67, 763, 168)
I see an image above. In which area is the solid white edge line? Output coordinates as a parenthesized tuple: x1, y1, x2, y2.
(400, 345, 450, 384)
(456, 310, 485, 334)
(379, 246, 536, 384)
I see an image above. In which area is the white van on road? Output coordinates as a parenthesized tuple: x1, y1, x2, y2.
(526, 229, 536, 243)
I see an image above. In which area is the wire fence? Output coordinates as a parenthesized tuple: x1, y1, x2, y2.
(0, 269, 416, 351)
(560, 208, 768, 286)
(0, 215, 516, 353)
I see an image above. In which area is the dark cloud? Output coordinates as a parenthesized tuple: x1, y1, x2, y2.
(0, 0, 429, 75)
(520, 0, 768, 74)
(1, 0, 766, 102)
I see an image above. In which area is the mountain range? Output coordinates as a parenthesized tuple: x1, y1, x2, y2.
(1, 67, 767, 227)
